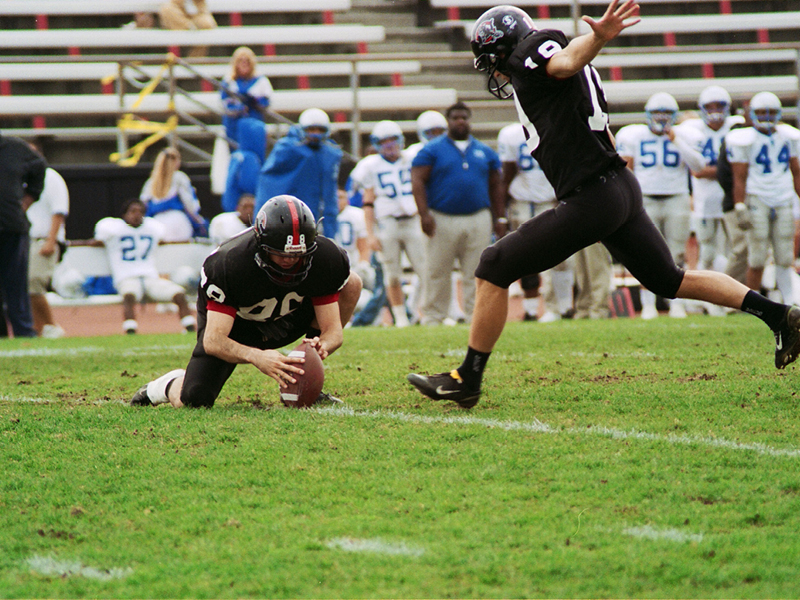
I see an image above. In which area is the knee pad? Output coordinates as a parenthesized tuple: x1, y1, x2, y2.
(475, 245, 512, 288)
(180, 381, 217, 408)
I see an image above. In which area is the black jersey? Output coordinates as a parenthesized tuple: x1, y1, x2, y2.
(507, 29, 626, 199)
(197, 230, 350, 343)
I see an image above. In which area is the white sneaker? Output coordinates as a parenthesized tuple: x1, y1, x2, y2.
(706, 303, 727, 317)
(442, 317, 458, 326)
(641, 305, 658, 320)
(668, 300, 687, 319)
(181, 315, 197, 333)
(41, 324, 65, 339)
(538, 311, 562, 323)
(123, 319, 138, 334)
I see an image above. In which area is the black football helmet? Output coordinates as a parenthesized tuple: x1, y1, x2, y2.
(254, 195, 318, 286)
(470, 5, 536, 99)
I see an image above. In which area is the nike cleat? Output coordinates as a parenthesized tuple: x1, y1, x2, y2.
(130, 384, 153, 407)
(774, 305, 800, 369)
(406, 370, 481, 408)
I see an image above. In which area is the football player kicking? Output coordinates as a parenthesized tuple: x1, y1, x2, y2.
(407, 0, 800, 409)
(131, 195, 361, 408)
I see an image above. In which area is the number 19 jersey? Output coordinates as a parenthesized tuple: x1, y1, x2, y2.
(506, 29, 625, 199)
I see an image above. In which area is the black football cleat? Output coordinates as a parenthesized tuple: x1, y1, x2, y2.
(774, 305, 800, 369)
(315, 391, 343, 405)
(406, 370, 481, 408)
(130, 384, 154, 407)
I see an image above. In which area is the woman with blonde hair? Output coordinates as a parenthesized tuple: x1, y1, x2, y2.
(140, 147, 208, 241)
(221, 46, 273, 145)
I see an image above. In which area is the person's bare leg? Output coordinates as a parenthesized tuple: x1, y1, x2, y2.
(30, 294, 54, 333)
(468, 278, 509, 353)
(676, 269, 749, 309)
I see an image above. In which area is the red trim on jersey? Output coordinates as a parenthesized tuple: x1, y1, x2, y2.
(312, 293, 340, 306)
(286, 198, 300, 246)
(207, 300, 237, 317)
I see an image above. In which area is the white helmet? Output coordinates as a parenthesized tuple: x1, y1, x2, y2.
(298, 108, 330, 144)
(645, 92, 679, 134)
(698, 85, 731, 127)
(370, 120, 404, 160)
(749, 91, 782, 133)
(416, 110, 448, 143)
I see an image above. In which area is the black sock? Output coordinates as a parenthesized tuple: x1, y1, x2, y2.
(740, 290, 787, 330)
(457, 346, 491, 390)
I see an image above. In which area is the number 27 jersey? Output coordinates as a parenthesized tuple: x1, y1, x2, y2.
(506, 29, 625, 199)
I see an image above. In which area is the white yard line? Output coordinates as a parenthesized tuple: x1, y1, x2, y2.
(325, 537, 425, 557)
(0, 344, 190, 358)
(316, 406, 800, 459)
(25, 555, 133, 580)
(622, 525, 704, 544)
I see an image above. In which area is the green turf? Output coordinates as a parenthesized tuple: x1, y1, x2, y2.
(1, 315, 799, 598)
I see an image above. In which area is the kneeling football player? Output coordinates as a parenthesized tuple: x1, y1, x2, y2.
(131, 195, 361, 408)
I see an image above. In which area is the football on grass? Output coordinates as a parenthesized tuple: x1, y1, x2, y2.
(279, 341, 324, 408)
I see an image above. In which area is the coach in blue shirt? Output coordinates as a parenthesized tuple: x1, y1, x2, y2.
(412, 102, 504, 325)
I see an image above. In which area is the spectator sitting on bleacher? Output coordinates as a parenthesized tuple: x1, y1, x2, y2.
(141, 147, 208, 242)
(92, 198, 196, 335)
(255, 108, 342, 240)
(221, 118, 267, 213)
(122, 12, 157, 30)
(158, 0, 217, 58)
(221, 46, 274, 147)
(209, 193, 255, 247)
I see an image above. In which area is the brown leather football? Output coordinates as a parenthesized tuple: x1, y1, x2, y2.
(279, 341, 324, 408)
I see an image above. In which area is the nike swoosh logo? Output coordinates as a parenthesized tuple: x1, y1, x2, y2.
(777, 333, 783, 350)
(435, 386, 460, 396)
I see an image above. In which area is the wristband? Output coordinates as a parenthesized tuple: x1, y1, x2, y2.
(495, 217, 509, 224)
(734, 203, 747, 212)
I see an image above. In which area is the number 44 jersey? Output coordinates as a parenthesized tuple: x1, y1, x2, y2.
(726, 123, 800, 208)
(505, 29, 626, 199)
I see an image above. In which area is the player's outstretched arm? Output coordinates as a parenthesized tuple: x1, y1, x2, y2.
(547, 0, 640, 79)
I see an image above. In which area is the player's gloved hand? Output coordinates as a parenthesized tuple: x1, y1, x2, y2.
(734, 203, 753, 231)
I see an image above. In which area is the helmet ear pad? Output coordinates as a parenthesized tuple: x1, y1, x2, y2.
(254, 195, 318, 286)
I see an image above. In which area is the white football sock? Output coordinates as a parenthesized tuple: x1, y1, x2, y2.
(640, 288, 656, 309)
(522, 297, 538, 316)
(391, 305, 410, 327)
(775, 266, 796, 305)
(550, 270, 574, 315)
(146, 369, 186, 405)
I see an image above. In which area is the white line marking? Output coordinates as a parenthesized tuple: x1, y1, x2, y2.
(25, 555, 133, 580)
(325, 538, 425, 557)
(0, 344, 190, 359)
(315, 406, 800, 459)
(622, 525, 703, 544)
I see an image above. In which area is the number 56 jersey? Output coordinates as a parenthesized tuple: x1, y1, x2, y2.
(505, 29, 626, 199)
(198, 229, 350, 345)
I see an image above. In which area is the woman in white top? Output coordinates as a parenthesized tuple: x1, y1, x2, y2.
(140, 147, 208, 242)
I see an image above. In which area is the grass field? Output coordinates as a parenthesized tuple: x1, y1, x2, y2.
(2, 315, 800, 598)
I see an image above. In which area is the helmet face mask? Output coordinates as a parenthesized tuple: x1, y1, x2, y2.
(749, 92, 782, 134)
(254, 195, 318, 287)
(698, 85, 731, 128)
(644, 92, 679, 135)
(370, 120, 404, 161)
(470, 6, 536, 100)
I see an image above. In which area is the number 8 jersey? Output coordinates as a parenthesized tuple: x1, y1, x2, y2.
(726, 123, 800, 208)
(505, 29, 625, 199)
